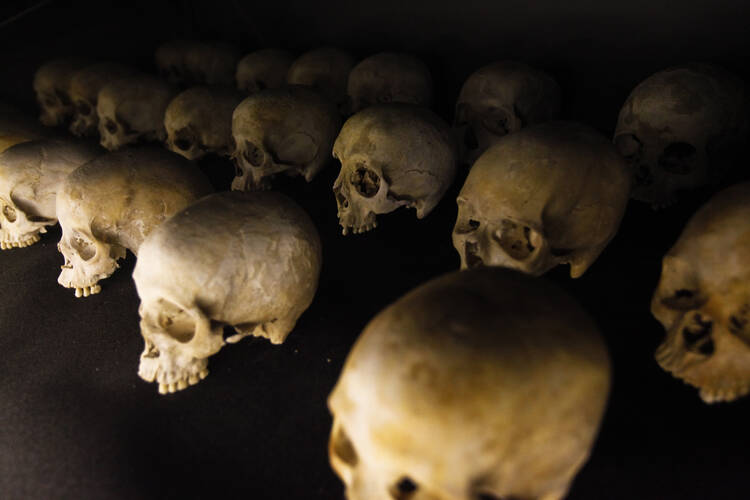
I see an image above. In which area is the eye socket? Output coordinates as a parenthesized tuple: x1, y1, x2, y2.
(76, 100, 92, 116)
(70, 235, 96, 261)
(43, 94, 58, 107)
(55, 89, 71, 106)
(175, 138, 193, 151)
(615, 133, 643, 161)
(242, 141, 265, 167)
(350, 165, 381, 198)
(660, 288, 705, 311)
(658, 142, 697, 174)
(481, 108, 513, 136)
(105, 119, 118, 134)
(390, 477, 418, 499)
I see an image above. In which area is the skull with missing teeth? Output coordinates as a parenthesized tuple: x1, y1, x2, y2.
(69, 63, 137, 138)
(347, 52, 432, 114)
(287, 47, 355, 114)
(1, 140, 101, 250)
(231, 86, 341, 190)
(97, 75, 176, 151)
(164, 86, 244, 160)
(33, 58, 90, 127)
(329, 267, 610, 500)
(453, 121, 631, 278)
(333, 104, 456, 235)
(614, 63, 748, 208)
(455, 60, 561, 165)
(56, 147, 212, 297)
(236, 49, 294, 93)
(134, 191, 322, 394)
(652, 182, 750, 403)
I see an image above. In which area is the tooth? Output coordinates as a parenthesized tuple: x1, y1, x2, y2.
(168, 383, 177, 393)
(91, 284, 101, 294)
(75, 288, 83, 298)
(40, 227, 47, 234)
(82, 287, 90, 297)
(177, 379, 187, 390)
(188, 374, 199, 385)
(158, 383, 168, 395)
(199, 369, 209, 380)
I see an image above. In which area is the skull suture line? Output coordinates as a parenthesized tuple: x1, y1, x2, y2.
(164, 86, 244, 160)
(454, 61, 561, 165)
(0, 139, 101, 250)
(329, 267, 610, 500)
(33, 58, 90, 127)
(614, 63, 748, 208)
(56, 147, 213, 297)
(333, 104, 456, 235)
(155, 40, 239, 87)
(287, 47, 355, 114)
(453, 121, 631, 278)
(652, 182, 750, 403)
(68, 63, 137, 138)
(236, 49, 294, 93)
(134, 191, 322, 394)
(231, 86, 341, 190)
(97, 75, 177, 151)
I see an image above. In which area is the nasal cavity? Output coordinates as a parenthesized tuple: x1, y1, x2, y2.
(659, 142, 696, 175)
(243, 141, 265, 167)
(105, 119, 118, 134)
(496, 219, 537, 260)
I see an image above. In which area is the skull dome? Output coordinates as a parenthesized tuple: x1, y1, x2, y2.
(33, 58, 91, 127)
(236, 48, 294, 93)
(329, 267, 610, 500)
(286, 47, 355, 113)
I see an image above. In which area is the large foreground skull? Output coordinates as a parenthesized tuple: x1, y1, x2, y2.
(236, 49, 294, 93)
(56, 147, 212, 297)
(231, 86, 341, 190)
(33, 58, 90, 127)
(347, 52, 432, 114)
(1, 139, 101, 249)
(329, 267, 610, 500)
(333, 104, 456, 235)
(69, 63, 137, 138)
(453, 121, 631, 278)
(134, 191, 322, 394)
(155, 40, 239, 86)
(164, 86, 244, 160)
(97, 75, 176, 150)
(287, 47, 355, 114)
(614, 63, 748, 208)
(652, 182, 750, 403)
(455, 61, 561, 165)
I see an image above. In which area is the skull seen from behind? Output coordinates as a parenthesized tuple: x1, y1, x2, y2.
(134, 191, 322, 394)
(329, 267, 610, 500)
(287, 47, 355, 114)
(68, 63, 137, 138)
(33, 58, 90, 127)
(652, 182, 750, 403)
(236, 49, 294, 93)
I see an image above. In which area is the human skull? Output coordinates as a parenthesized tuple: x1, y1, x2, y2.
(56, 147, 212, 297)
(155, 40, 239, 87)
(614, 63, 748, 208)
(329, 267, 610, 500)
(134, 191, 322, 394)
(231, 86, 341, 190)
(236, 49, 294, 93)
(287, 47, 355, 114)
(0, 139, 101, 250)
(652, 182, 750, 403)
(455, 61, 561, 165)
(347, 52, 432, 114)
(164, 86, 244, 160)
(97, 75, 176, 151)
(33, 58, 90, 127)
(453, 121, 631, 278)
(333, 104, 456, 235)
(68, 63, 137, 138)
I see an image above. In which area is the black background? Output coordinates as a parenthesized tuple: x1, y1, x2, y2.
(1, 1, 749, 498)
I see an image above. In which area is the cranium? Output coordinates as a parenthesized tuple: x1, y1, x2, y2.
(164, 86, 244, 160)
(614, 63, 748, 208)
(287, 47, 355, 114)
(68, 63, 137, 138)
(347, 52, 432, 114)
(97, 75, 176, 151)
(455, 61, 561, 165)
(56, 147, 212, 297)
(0, 139, 101, 250)
(231, 86, 341, 190)
(652, 182, 750, 403)
(333, 104, 456, 235)
(236, 49, 294, 93)
(133, 191, 322, 394)
(329, 267, 610, 500)
(155, 40, 239, 86)
(33, 58, 90, 127)
(453, 121, 631, 278)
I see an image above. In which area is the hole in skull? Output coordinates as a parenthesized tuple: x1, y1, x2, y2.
(335, 189, 350, 209)
(729, 305, 750, 346)
(330, 425, 358, 467)
(175, 138, 193, 151)
(390, 477, 418, 499)
(234, 162, 244, 178)
(105, 119, 118, 134)
(465, 240, 483, 268)
(455, 217, 480, 235)
(70, 235, 96, 261)
(75, 100, 92, 116)
(482, 111, 511, 136)
(496, 220, 536, 260)
(658, 142, 697, 175)
(634, 164, 653, 187)
(661, 288, 704, 311)
(464, 125, 479, 150)
(157, 302, 196, 344)
(3, 205, 17, 223)
(243, 141, 265, 167)
(350, 165, 380, 197)
(682, 313, 714, 355)
(615, 134, 642, 161)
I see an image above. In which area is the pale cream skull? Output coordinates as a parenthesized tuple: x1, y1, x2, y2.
(347, 52, 432, 114)
(56, 147, 212, 297)
(0, 140, 101, 249)
(455, 60, 561, 165)
(614, 63, 748, 208)
(133, 191, 322, 394)
(329, 267, 610, 500)
(652, 182, 750, 403)
(164, 86, 244, 160)
(236, 49, 294, 93)
(333, 104, 456, 235)
(97, 75, 176, 151)
(453, 121, 631, 278)
(231, 86, 341, 190)
(33, 58, 90, 127)
(287, 47, 355, 114)
(68, 63, 137, 138)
